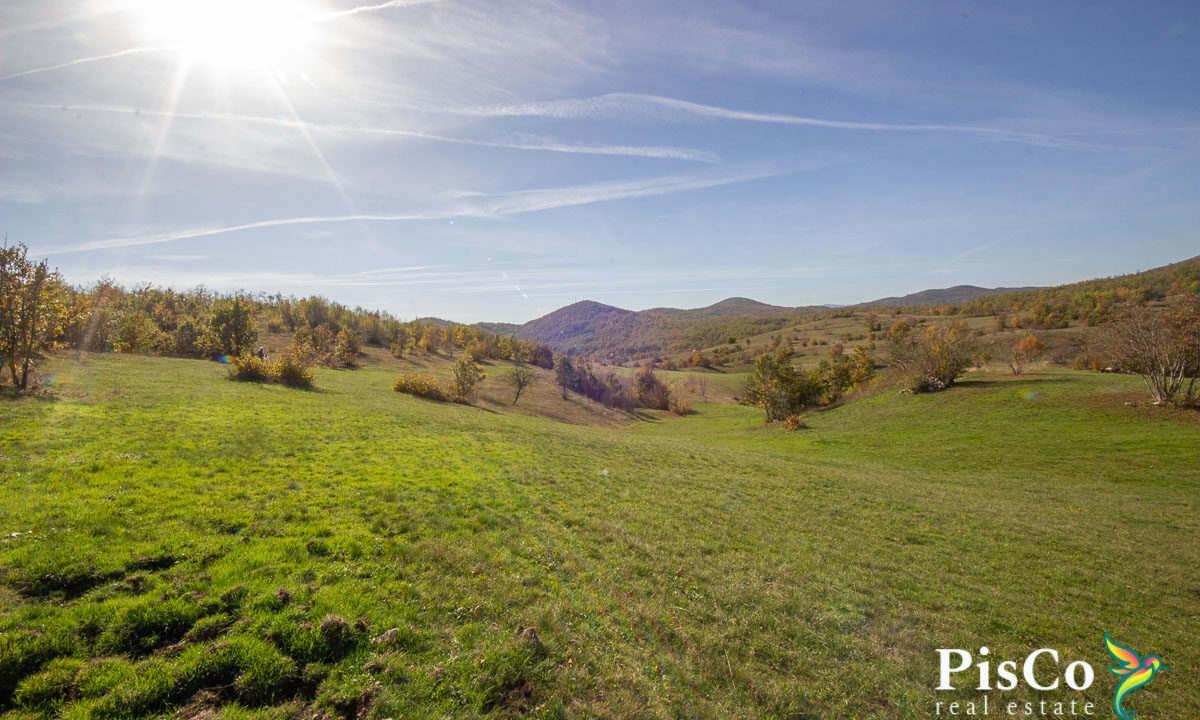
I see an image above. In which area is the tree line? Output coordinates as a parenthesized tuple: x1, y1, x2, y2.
(0, 242, 554, 390)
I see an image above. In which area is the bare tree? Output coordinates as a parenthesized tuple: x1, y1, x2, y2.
(1100, 296, 1200, 405)
(508, 361, 534, 404)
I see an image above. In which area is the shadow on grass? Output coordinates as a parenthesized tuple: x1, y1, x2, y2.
(953, 375, 1073, 390)
(0, 388, 66, 403)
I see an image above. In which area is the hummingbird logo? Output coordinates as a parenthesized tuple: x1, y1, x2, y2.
(1106, 632, 1168, 719)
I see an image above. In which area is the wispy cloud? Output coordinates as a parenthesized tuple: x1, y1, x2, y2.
(18, 103, 718, 163)
(50, 160, 804, 254)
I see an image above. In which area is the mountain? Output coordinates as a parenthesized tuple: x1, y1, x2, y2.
(517, 301, 666, 355)
(648, 297, 803, 319)
(858, 285, 1041, 307)
(479, 299, 801, 356)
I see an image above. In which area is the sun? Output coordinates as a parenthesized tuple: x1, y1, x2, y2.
(136, 0, 320, 70)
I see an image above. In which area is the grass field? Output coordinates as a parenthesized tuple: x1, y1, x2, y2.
(1, 353, 1197, 719)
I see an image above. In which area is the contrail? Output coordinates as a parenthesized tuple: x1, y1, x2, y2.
(59, 213, 447, 253)
(19, 102, 719, 162)
(444, 92, 1098, 150)
(312, 0, 441, 22)
(0, 46, 172, 81)
(52, 162, 814, 254)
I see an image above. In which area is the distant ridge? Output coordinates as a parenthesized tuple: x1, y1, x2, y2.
(648, 297, 802, 319)
(463, 253, 1199, 356)
(857, 285, 1041, 307)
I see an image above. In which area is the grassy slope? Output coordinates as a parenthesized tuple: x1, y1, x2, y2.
(0, 357, 1197, 719)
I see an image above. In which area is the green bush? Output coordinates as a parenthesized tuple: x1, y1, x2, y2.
(229, 354, 270, 382)
(393, 372, 450, 401)
(451, 356, 486, 403)
(333, 330, 362, 368)
(270, 345, 316, 388)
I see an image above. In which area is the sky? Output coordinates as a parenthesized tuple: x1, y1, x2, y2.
(1, 0, 1198, 323)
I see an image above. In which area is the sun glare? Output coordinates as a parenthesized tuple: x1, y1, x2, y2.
(137, 0, 318, 69)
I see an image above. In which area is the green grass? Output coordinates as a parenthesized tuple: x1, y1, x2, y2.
(0, 355, 1196, 719)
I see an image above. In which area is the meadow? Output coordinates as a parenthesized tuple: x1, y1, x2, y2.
(0, 351, 1197, 719)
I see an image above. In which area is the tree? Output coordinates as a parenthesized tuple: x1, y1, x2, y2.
(418, 325, 441, 355)
(508, 361, 534, 404)
(334, 329, 362, 368)
(209, 297, 257, 357)
(743, 348, 821, 422)
(1006, 334, 1045, 375)
(553, 353, 576, 398)
(1100, 296, 1200, 405)
(888, 320, 911, 343)
(0, 243, 71, 389)
(889, 322, 977, 392)
(633, 365, 669, 410)
(451, 356, 485, 403)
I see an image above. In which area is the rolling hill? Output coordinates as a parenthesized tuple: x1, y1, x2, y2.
(858, 284, 1041, 307)
(468, 254, 1200, 358)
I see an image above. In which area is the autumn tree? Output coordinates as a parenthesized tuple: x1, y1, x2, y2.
(0, 243, 72, 389)
(334, 329, 362, 368)
(418, 325, 441, 355)
(1006, 334, 1045, 375)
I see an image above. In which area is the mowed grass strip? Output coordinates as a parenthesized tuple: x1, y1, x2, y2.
(0, 355, 1196, 719)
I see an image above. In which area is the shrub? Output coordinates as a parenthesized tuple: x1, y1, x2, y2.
(1071, 349, 1107, 372)
(333, 330, 362, 368)
(451, 356, 486, 403)
(293, 323, 336, 366)
(229, 354, 271, 382)
(743, 348, 822, 421)
(393, 372, 449, 401)
(271, 345, 316, 388)
(1100, 295, 1200, 405)
(782, 414, 807, 431)
(667, 385, 693, 415)
(888, 322, 977, 393)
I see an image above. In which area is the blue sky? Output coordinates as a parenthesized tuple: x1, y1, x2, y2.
(1, 0, 1198, 322)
